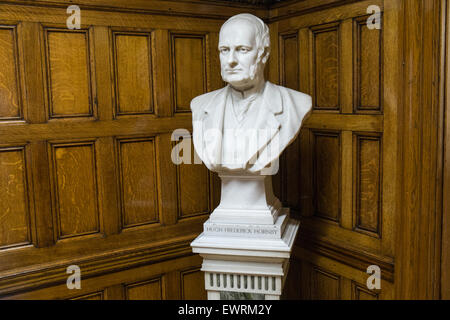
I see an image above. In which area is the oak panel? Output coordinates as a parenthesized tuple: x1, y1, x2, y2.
(125, 277, 163, 300)
(352, 281, 379, 300)
(312, 131, 340, 222)
(71, 291, 104, 300)
(50, 141, 100, 239)
(0, 25, 22, 120)
(180, 267, 206, 300)
(112, 30, 154, 116)
(171, 33, 207, 113)
(177, 162, 210, 219)
(117, 137, 159, 229)
(312, 23, 339, 110)
(0, 146, 31, 249)
(279, 32, 299, 90)
(312, 267, 340, 300)
(354, 16, 382, 112)
(44, 28, 94, 118)
(353, 133, 382, 237)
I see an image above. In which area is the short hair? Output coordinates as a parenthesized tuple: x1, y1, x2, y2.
(219, 13, 270, 61)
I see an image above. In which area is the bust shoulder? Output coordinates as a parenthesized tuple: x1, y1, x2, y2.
(272, 83, 312, 109)
(190, 87, 227, 119)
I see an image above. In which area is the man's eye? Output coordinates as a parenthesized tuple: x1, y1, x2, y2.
(220, 48, 229, 54)
(239, 47, 250, 53)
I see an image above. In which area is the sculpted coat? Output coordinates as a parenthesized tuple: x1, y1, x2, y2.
(191, 81, 312, 174)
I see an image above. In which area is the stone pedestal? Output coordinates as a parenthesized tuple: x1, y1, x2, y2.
(191, 173, 300, 300)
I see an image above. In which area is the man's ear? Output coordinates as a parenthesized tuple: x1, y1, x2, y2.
(260, 47, 270, 65)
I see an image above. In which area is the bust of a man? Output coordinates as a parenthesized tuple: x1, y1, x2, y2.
(191, 13, 312, 174)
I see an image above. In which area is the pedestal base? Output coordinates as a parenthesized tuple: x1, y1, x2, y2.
(191, 208, 299, 300)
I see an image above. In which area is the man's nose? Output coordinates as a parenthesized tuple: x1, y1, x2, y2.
(227, 50, 238, 66)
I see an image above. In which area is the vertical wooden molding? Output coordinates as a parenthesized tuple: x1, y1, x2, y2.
(299, 27, 312, 95)
(153, 29, 172, 117)
(299, 129, 313, 217)
(441, 0, 450, 300)
(341, 130, 352, 229)
(93, 26, 114, 121)
(30, 141, 54, 247)
(268, 21, 279, 85)
(156, 133, 178, 225)
(340, 19, 353, 114)
(105, 284, 125, 300)
(97, 137, 120, 235)
(396, 0, 444, 299)
(21, 22, 46, 123)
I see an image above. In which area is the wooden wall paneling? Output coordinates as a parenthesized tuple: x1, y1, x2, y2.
(48, 139, 102, 240)
(116, 136, 159, 230)
(2, 254, 202, 300)
(30, 141, 54, 247)
(42, 25, 97, 120)
(442, 0, 450, 300)
(312, 130, 341, 223)
(157, 133, 178, 226)
(125, 276, 164, 300)
(21, 22, 46, 123)
(71, 291, 105, 300)
(268, 21, 283, 202)
(311, 266, 341, 300)
(153, 29, 173, 117)
(97, 137, 120, 235)
(351, 280, 379, 300)
(171, 32, 208, 113)
(293, 246, 392, 299)
(93, 26, 114, 121)
(279, 30, 301, 210)
(1, 0, 267, 21)
(176, 157, 212, 220)
(353, 15, 383, 114)
(353, 132, 382, 238)
(0, 23, 24, 121)
(311, 22, 340, 111)
(111, 28, 154, 117)
(0, 144, 33, 250)
(180, 266, 207, 300)
(207, 32, 224, 92)
(340, 19, 353, 114)
(340, 130, 352, 230)
(396, 0, 444, 299)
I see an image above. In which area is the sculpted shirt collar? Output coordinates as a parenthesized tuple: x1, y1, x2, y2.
(203, 81, 282, 116)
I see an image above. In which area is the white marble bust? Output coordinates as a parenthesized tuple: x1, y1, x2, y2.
(191, 13, 312, 174)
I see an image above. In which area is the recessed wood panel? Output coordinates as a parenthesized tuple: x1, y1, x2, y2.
(280, 32, 299, 90)
(50, 141, 100, 239)
(283, 135, 301, 211)
(177, 162, 210, 219)
(171, 34, 206, 112)
(112, 31, 153, 115)
(312, 267, 340, 300)
(312, 23, 339, 110)
(181, 267, 206, 300)
(354, 134, 382, 236)
(0, 147, 31, 249)
(355, 17, 382, 112)
(0, 26, 22, 120)
(45, 28, 93, 118)
(313, 131, 340, 222)
(117, 137, 159, 228)
(352, 281, 379, 300)
(125, 277, 162, 300)
(71, 291, 104, 300)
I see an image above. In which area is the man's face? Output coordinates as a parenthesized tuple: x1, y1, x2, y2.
(219, 20, 261, 90)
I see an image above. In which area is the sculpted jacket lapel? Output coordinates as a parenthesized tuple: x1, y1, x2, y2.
(201, 86, 229, 167)
(240, 81, 282, 168)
